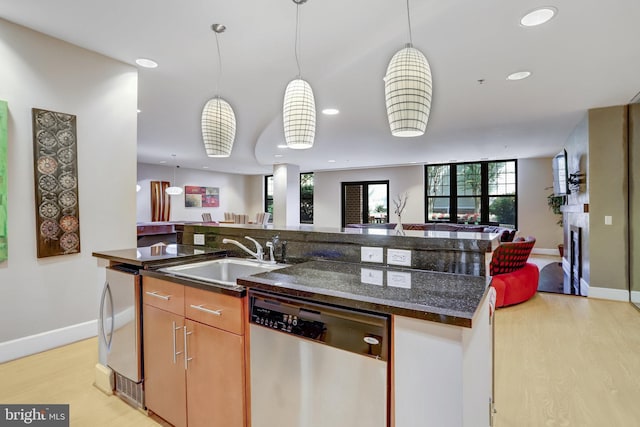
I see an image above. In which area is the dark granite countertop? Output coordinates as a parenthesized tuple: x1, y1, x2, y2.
(92, 244, 226, 268)
(238, 260, 489, 328)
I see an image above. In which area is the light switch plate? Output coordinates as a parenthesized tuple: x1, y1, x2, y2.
(194, 234, 205, 245)
(361, 247, 384, 263)
(605, 216, 613, 225)
(387, 248, 412, 267)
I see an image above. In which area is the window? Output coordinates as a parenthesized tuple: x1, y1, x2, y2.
(300, 172, 314, 224)
(425, 160, 517, 228)
(341, 181, 389, 227)
(264, 173, 314, 224)
(264, 175, 273, 219)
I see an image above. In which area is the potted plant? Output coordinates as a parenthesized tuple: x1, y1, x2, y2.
(547, 193, 564, 256)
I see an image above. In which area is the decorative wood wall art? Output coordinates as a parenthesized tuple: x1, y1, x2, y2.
(0, 100, 8, 261)
(185, 186, 219, 208)
(32, 108, 80, 258)
(151, 181, 171, 221)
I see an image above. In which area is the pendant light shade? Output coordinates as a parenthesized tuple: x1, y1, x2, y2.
(384, 45, 432, 137)
(202, 97, 236, 157)
(165, 155, 183, 195)
(165, 185, 183, 196)
(283, 78, 316, 149)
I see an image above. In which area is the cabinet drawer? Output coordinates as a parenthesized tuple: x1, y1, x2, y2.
(185, 287, 244, 335)
(143, 277, 185, 316)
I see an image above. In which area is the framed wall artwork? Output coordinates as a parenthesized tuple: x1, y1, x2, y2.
(185, 186, 219, 208)
(32, 108, 81, 258)
(0, 100, 7, 261)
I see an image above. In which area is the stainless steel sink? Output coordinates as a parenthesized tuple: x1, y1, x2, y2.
(159, 257, 286, 286)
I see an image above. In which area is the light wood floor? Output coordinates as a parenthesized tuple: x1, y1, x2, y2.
(2, 293, 640, 426)
(494, 292, 640, 426)
(0, 337, 158, 426)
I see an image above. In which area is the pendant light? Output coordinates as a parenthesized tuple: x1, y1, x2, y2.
(384, 0, 432, 137)
(165, 154, 183, 195)
(202, 24, 237, 157)
(283, 0, 316, 149)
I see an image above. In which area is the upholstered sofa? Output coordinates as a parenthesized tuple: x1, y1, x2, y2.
(346, 222, 516, 242)
(489, 236, 539, 308)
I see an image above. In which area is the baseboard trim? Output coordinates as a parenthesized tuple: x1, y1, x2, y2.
(580, 278, 589, 296)
(0, 320, 97, 363)
(531, 248, 561, 256)
(631, 290, 640, 304)
(588, 286, 629, 302)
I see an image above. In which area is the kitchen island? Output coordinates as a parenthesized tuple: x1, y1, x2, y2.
(94, 225, 497, 427)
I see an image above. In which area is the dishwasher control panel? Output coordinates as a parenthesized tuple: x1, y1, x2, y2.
(250, 302, 326, 340)
(249, 290, 389, 360)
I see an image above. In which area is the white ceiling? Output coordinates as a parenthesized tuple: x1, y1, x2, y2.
(2, 0, 639, 175)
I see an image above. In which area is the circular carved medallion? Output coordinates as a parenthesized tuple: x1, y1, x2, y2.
(59, 215, 79, 233)
(60, 232, 80, 252)
(58, 172, 77, 190)
(38, 175, 58, 193)
(58, 190, 77, 208)
(37, 157, 58, 175)
(39, 201, 60, 219)
(40, 219, 60, 239)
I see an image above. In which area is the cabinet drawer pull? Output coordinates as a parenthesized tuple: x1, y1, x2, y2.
(145, 291, 171, 301)
(189, 304, 222, 316)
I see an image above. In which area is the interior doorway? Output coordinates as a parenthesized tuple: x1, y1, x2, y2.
(341, 181, 389, 228)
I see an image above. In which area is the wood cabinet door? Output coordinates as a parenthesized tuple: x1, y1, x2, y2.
(185, 319, 246, 427)
(143, 304, 187, 427)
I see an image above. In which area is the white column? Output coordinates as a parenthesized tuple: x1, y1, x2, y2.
(273, 164, 300, 227)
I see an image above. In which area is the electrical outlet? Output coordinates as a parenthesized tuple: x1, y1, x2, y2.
(387, 248, 411, 267)
(361, 268, 383, 286)
(361, 247, 383, 263)
(387, 271, 412, 289)
(194, 234, 205, 245)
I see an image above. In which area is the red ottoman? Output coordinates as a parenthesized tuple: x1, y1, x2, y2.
(490, 262, 540, 307)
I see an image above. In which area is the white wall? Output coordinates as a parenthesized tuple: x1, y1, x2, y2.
(314, 166, 424, 228)
(0, 19, 137, 355)
(517, 157, 563, 251)
(137, 163, 259, 222)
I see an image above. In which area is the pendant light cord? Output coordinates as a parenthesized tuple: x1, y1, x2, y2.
(294, 3, 302, 77)
(406, 0, 413, 46)
(215, 32, 223, 95)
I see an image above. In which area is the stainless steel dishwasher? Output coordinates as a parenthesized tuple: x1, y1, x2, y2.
(249, 290, 389, 427)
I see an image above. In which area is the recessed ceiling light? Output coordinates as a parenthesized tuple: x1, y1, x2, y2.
(507, 71, 532, 81)
(520, 7, 557, 27)
(409, 161, 417, 164)
(202, 166, 209, 169)
(277, 144, 288, 149)
(137, 109, 141, 113)
(274, 154, 283, 158)
(135, 58, 158, 68)
(322, 108, 340, 115)
(159, 160, 167, 164)
(328, 159, 336, 163)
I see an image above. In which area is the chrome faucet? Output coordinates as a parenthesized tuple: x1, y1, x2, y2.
(222, 236, 264, 262)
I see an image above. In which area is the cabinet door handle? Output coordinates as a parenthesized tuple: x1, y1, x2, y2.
(183, 326, 193, 370)
(145, 291, 171, 301)
(189, 304, 222, 316)
(172, 321, 182, 364)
